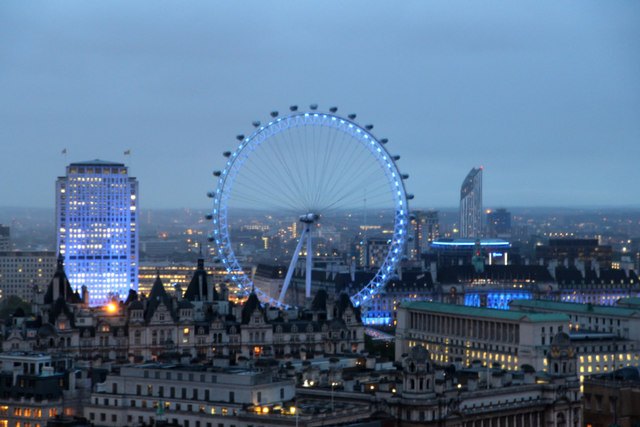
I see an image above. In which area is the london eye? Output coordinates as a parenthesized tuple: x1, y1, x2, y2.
(208, 105, 410, 309)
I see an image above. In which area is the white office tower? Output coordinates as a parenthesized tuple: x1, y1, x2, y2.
(56, 160, 138, 306)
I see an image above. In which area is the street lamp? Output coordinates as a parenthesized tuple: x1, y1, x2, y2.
(331, 381, 339, 412)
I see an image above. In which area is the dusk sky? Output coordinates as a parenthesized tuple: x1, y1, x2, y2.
(1, 1, 638, 210)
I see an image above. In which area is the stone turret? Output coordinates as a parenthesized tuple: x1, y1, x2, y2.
(547, 332, 576, 377)
(402, 345, 435, 397)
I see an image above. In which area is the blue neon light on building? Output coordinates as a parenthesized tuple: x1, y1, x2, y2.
(56, 160, 138, 306)
(465, 291, 532, 309)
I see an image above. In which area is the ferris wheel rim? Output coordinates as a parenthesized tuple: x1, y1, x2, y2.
(211, 110, 409, 309)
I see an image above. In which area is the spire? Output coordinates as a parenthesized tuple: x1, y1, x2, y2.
(241, 290, 264, 324)
(183, 256, 217, 302)
(144, 274, 176, 323)
(149, 273, 167, 301)
(44, 254, 81, 305)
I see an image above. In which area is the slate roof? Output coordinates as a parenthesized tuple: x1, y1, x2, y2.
(128, 299, 144, 310)
(183, 258, 219, 301)
(44, 255, 82, 305)
(510, 299, 640, 318)
(617, 297, 640, 308)
(555, 266, 639, 286)
(241, 292, 266, 324)
(554, 266, 584, 284)
(272, 319, 325, 333)
(401, 301, 570, 323)
(335, 292, 361, 320)
(144, 275, 177, 323)
(124, 289, 139, 305)
(177, 300, 194, 309)
(49, 297, 76, 327)
(311, 288, 329, 311)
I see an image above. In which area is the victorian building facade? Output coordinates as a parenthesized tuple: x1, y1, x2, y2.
(2, 257, 365, 364)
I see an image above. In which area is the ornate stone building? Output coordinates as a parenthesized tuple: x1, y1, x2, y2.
(2, 256, 364, 364)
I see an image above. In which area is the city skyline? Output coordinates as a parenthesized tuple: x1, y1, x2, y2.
(0, 2, 638, 210)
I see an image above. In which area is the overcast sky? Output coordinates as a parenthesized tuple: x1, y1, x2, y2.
(1, 1, 638, 210)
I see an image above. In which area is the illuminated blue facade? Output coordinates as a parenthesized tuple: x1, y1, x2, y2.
(464, 291, 533, 309)
(357, 270, 435, 326)
(56, 160, 138, 306)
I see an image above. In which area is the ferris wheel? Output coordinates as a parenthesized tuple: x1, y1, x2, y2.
(208, 105, 411, 309)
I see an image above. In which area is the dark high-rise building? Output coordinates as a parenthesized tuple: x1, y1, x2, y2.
(408, 210, 439, 260)
(459, 167, 483, 239)
(487, 208, 511, 237)
(0, 224, 9, 251)
(56, 160, 138, 306)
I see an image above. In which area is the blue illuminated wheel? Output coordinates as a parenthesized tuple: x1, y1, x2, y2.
(209, 106, 409, 309)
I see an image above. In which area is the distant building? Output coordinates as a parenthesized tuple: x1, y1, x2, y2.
(486, 208, 511, 238)
(459, 167, 483, 239)
(408, 210, 439, 260)
(435, 264, 554, 308)
(0, 224, 9, 251)
(553, 264, 639, 306)
(363, 268, 435, 326)
(56, 160, 138, 306)
(430, 238, 512, 267)
(536, 238, 612, 269)
(137, 261, 240, 297)
(0, 251, 56, 301)
(356, 237, 391, 270)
